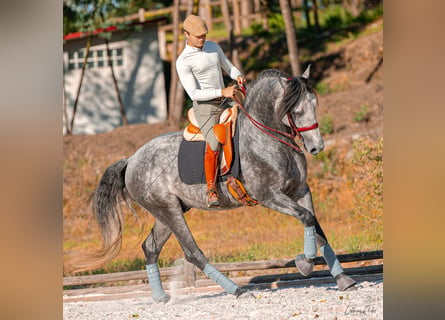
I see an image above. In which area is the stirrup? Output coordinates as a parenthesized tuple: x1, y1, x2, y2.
(207, 189, 219, 208)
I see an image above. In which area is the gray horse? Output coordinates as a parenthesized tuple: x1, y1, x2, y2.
(72, 67, 356, 302)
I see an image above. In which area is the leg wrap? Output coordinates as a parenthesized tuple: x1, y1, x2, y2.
(304, 226, 317, 259)
(146, 264, 169, 302)
(320, 243, 344, 278)
(203, 263, 238, 295)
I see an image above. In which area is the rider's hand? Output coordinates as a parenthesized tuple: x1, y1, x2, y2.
(237, 75, 246, 85)
(221, 84, 238, 98)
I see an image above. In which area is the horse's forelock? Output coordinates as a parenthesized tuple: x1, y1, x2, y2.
(277, 76, 314, 121)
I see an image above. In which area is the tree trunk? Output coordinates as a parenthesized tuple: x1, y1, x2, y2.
(279, 0, 301, 75)
(259, 0, 269, 31)
(200, 0, 213, 31)
(168, 0, 183, 126)
(293, 0, 302, 22)
(240, 0, 252, 30)
(232, 0, 242, 34)
(183, 0, 194, 16)
(221, 0, 234, 59)
(303, 0, 311, 29)
(313, 0, 320, 31)
(69, 35, 92, 134)
(104, 38, 128, 126)
(343, 0, 362, 17)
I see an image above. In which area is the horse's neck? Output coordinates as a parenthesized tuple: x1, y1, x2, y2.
(238, 114, 294, 155)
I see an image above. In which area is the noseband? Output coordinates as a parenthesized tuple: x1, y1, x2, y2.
(235, 83, 319, 153)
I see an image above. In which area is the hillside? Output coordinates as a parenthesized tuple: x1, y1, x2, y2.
(63, 19, 383, 273)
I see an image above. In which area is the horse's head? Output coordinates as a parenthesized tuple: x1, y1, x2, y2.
(280, 66, 324, 155)
(242, 68, 324, 155)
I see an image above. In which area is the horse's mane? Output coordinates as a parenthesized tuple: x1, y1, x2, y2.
(248, 69, 316, 124)
(279, 75, 316, 122)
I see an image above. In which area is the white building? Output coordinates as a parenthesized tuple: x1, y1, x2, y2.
(63, 19, 167, 135)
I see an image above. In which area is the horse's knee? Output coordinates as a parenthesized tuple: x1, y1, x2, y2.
(303, 213, 316, 227)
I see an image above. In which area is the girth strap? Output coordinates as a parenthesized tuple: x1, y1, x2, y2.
(226, 176, 258, 206)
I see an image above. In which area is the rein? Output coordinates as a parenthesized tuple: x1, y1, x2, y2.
(234, 83, 318, 153)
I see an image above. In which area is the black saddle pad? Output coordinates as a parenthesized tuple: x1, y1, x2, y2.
(178, 125, 240, 185)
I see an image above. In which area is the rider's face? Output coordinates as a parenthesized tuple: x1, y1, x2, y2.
(185, 32, 206, 49)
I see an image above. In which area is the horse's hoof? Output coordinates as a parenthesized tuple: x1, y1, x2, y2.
(295, 254, 314, 276)
(235, 287, 247, 297)
(154, 294, 171, 303)
(235, 287, 255, 299)
(336, 273, 357, 291)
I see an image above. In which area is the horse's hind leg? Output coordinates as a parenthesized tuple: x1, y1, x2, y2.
(142, 220, 172, 302)
(150, 200, 243, 298)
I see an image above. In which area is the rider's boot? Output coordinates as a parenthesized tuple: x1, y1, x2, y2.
(204, 143, 220, 208)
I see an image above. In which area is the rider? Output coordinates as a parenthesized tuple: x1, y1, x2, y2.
(176, 15, 246, 208)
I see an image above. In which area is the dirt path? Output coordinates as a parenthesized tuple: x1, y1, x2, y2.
(63, 279, 382, 319)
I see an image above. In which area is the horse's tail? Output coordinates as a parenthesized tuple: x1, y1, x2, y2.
(67, 159, 129, 273)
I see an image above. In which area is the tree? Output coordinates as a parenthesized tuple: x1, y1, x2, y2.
(312, 0, 320, 31)
(343, 0, 363, 17)
(167, 0, 183, 126)
(303, 0, 311, 28)
(279, 0, 301, 75)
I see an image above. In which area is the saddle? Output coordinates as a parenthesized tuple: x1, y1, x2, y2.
(183, 105, 238, 175)
(180, 103, 258, 207)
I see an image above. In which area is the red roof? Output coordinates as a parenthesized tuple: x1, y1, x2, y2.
(64, 25, 119, 41)
(64, 17, 166, 41)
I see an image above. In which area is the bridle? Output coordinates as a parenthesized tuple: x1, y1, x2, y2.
(234, 82, 319, 153)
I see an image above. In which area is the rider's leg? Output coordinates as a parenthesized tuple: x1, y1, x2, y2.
(204, 143, 220, 207)
(193, 101, 224, 207)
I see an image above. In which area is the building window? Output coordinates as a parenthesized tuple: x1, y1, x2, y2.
(67, 47, 124, 70)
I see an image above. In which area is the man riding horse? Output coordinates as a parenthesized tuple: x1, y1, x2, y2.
(176, 15, 246, 208)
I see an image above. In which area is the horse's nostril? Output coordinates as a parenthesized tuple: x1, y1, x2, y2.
(310, 148, 319, 155)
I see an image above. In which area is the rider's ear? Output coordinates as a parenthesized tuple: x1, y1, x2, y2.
(301, 64, 311, 79)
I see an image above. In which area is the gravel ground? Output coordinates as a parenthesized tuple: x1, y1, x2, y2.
(63, 279, 383, 320)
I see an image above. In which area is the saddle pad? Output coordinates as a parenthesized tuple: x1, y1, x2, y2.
(178, 124, 240, 185)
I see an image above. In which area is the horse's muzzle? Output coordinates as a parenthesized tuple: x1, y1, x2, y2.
(307, 140, 324, 155)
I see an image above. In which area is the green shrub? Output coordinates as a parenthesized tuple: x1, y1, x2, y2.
(350, 137, 383, 222)
(316, 81, 330, 95)
(353, 104, 370, 122)
(319, 113, 334, 134)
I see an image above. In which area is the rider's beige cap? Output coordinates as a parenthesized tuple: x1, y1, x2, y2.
(183, 15, 208, 36)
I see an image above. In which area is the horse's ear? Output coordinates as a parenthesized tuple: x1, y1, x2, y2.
(302, 64, 311, 79)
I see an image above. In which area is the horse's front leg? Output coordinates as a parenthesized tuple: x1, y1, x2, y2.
(261, 187, 356, 291)
(295, 186, 356, 290)
(260, 189, 319, 266)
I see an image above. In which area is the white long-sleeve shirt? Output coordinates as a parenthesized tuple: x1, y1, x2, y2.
(176, 41, 243, 101)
